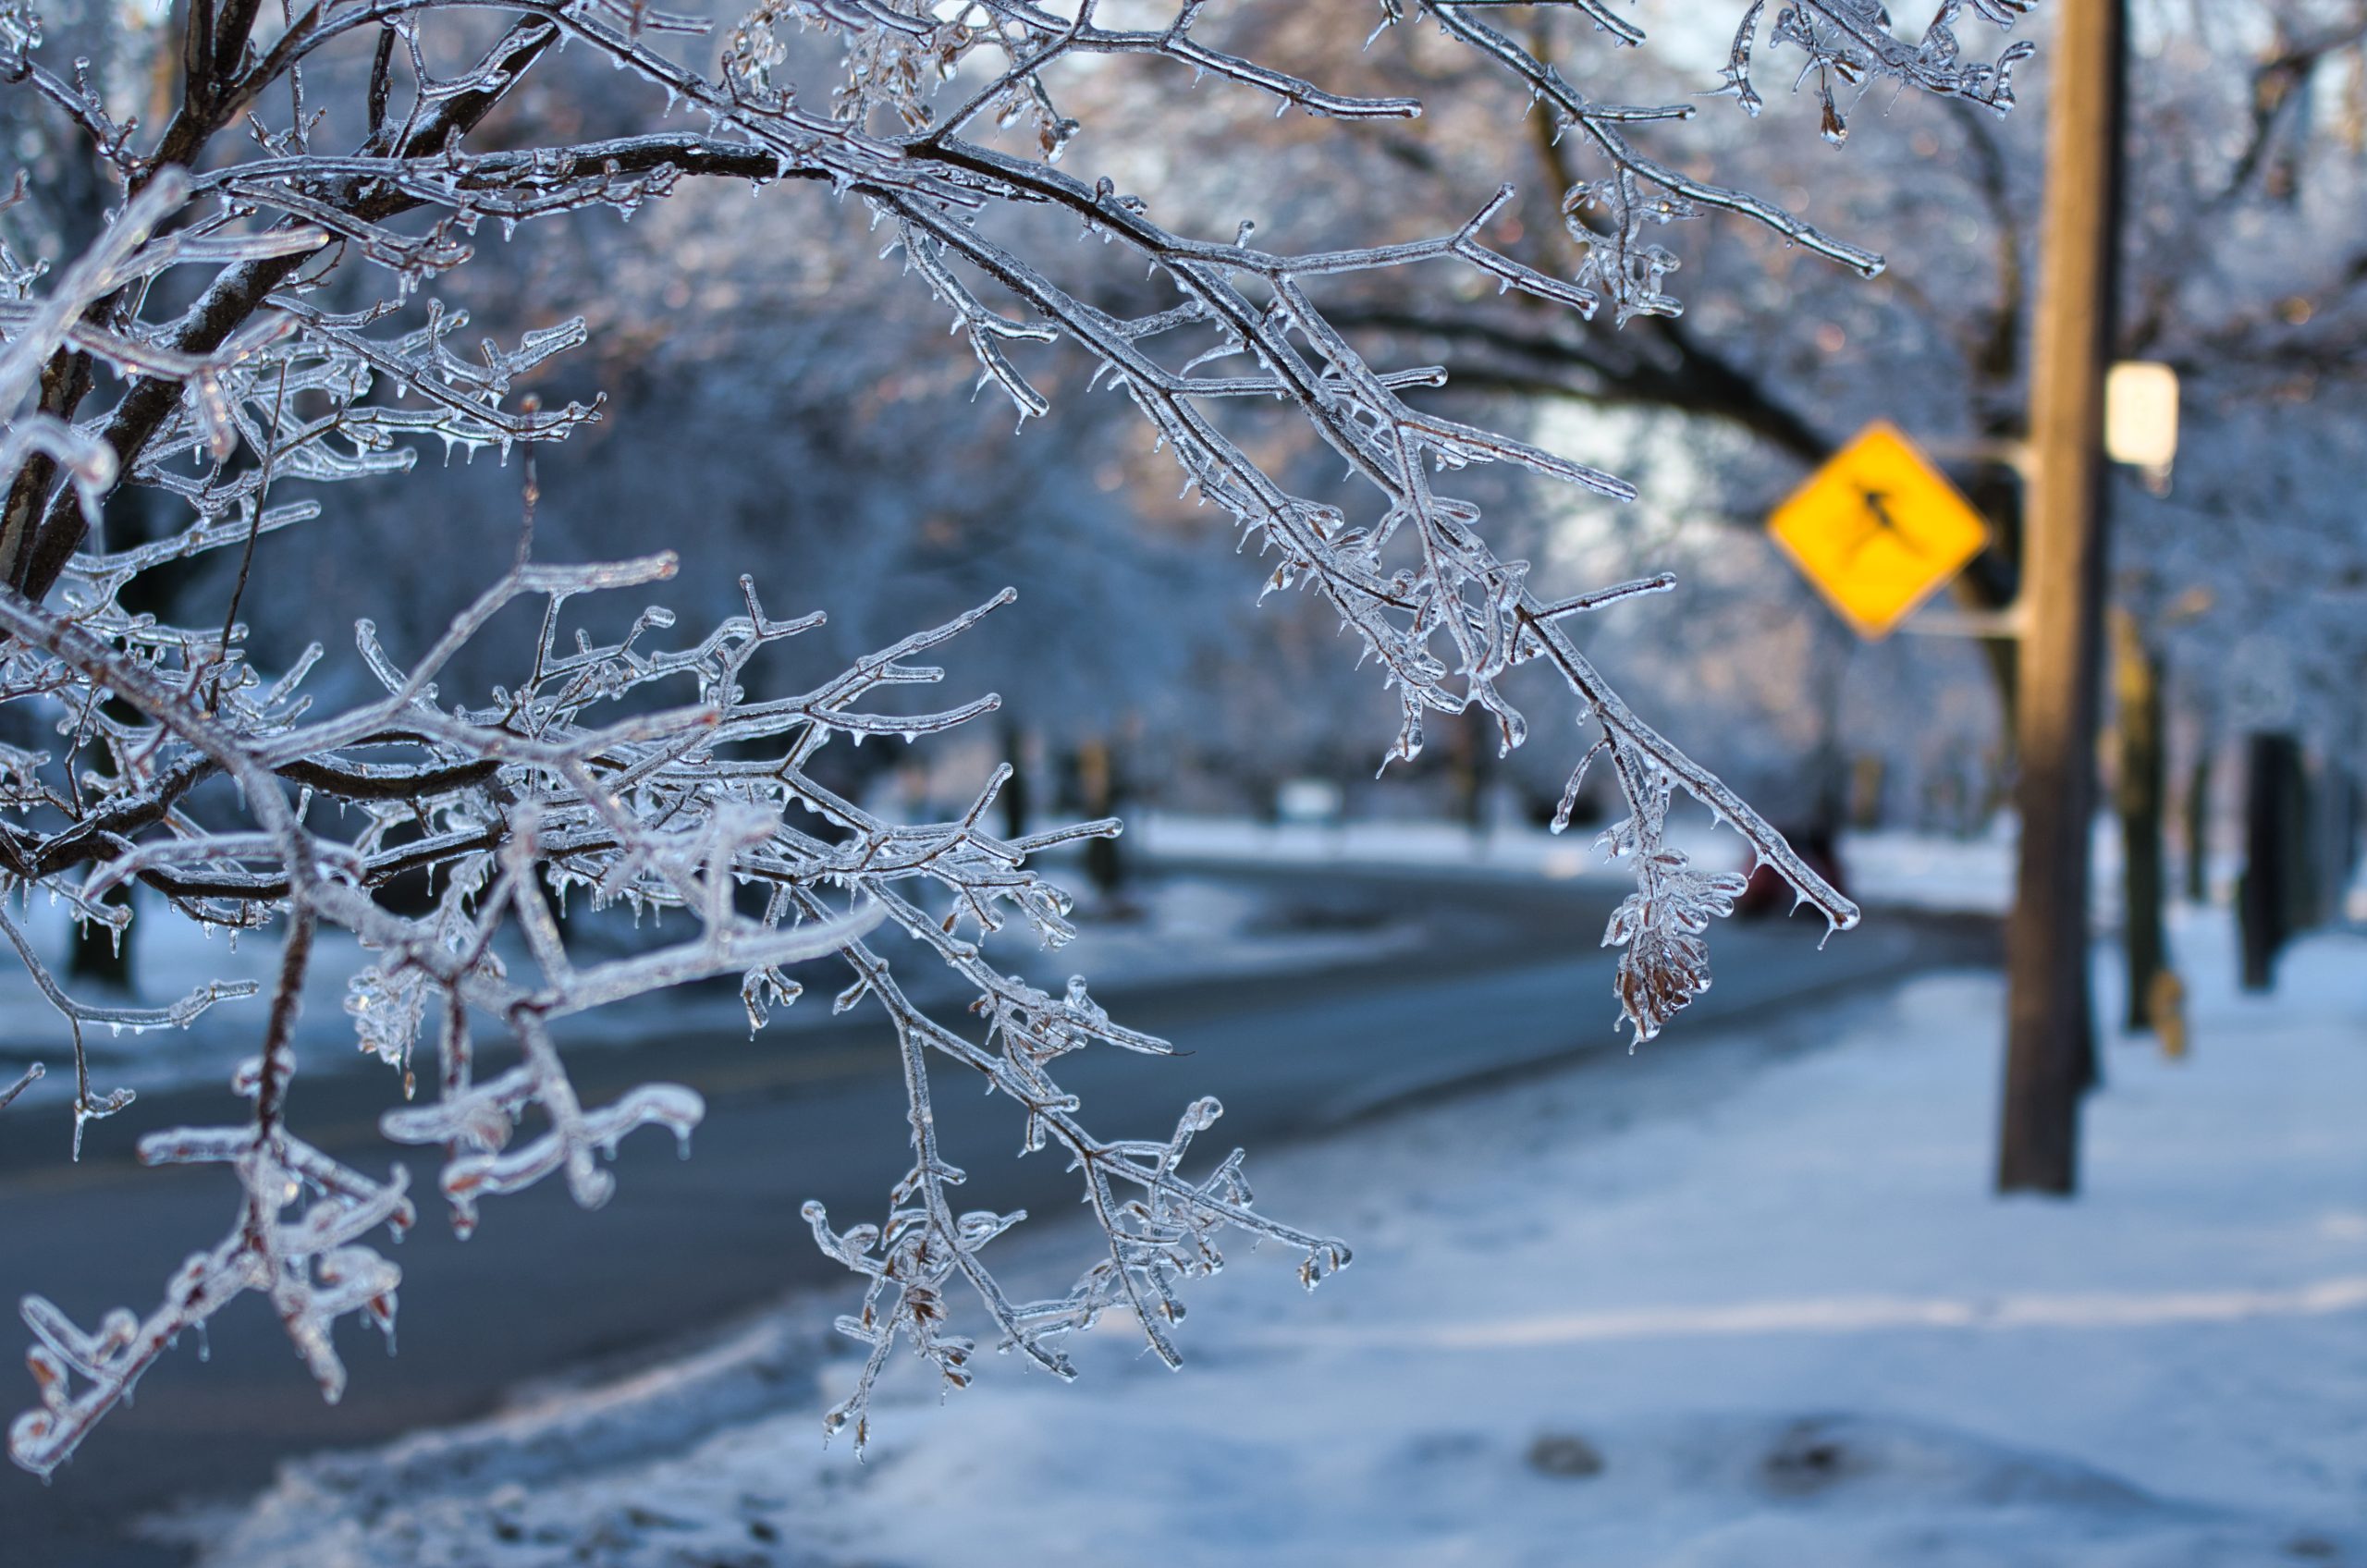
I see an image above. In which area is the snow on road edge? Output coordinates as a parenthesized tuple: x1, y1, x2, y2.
(190, 908, 2366, 1567)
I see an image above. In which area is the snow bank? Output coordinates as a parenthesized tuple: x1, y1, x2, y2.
(190, 909, 2365, 1566)
(1138, 809, 2115, 917)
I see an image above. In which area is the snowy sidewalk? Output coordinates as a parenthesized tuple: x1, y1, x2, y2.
(195, 910, 2366, 1566)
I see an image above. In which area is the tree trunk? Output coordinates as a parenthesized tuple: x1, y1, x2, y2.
(2111, 611, 2167, 1035)
(67, 891, 133, 991)
(2238, 731, 2302, 991)
(1451, 708, 1487, 833)
(1000, 719, 1031, 843)
(2181, 747, 2212, 904)
(1075, 738, 1124, 898)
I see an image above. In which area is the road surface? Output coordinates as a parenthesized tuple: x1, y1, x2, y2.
(0, 867, 1994, 1564)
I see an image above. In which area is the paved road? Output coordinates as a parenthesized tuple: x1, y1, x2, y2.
(0, 868, 1994, 1565)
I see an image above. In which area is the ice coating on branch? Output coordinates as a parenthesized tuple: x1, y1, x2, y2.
(1716, 3, 2038, 142)
(11, 1057, 414, 1478)
(0, 0, 2023, 1476)
(0, 499, 1346, 1474)
(803, 1089, 1351, 1453)
(1596, 763, 1751, 1046)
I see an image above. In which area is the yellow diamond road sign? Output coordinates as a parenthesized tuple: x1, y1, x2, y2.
(1768, 421, 1992, 640)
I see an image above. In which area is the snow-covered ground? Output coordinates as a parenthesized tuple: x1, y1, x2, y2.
(188, 907, 2367, 1567)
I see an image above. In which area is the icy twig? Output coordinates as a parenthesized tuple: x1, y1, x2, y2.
(0, 1062, 40, 1113)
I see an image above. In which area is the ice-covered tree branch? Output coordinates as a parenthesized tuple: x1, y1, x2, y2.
(0, 0, 2042, 1476)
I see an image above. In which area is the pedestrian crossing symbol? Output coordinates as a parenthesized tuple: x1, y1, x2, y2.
(1767, 421, 1992, 639)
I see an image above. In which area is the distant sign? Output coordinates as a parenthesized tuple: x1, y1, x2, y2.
(2105, 361, 2180, 475)
(1767, 421, 1991, 640)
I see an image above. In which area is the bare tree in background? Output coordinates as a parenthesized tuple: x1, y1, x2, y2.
(0, 0, 2039, 1476)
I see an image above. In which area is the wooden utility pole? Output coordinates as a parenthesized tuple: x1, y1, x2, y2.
(1999, 0, 2127, 1195)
